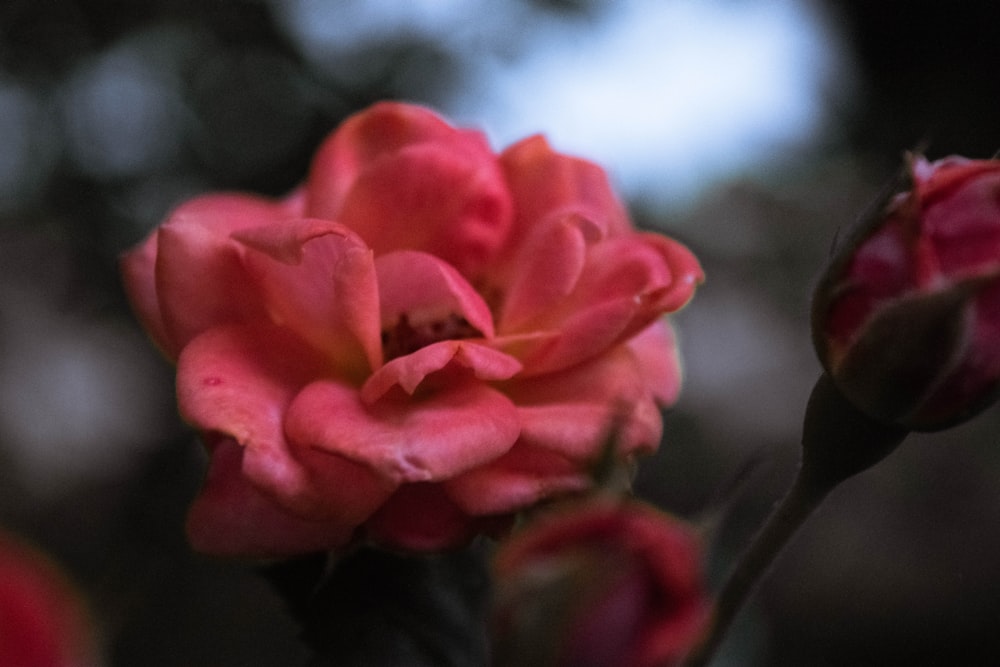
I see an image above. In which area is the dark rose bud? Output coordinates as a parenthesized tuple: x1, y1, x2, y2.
(813, 155, 1000, 431)
(491, 500, 710, 667)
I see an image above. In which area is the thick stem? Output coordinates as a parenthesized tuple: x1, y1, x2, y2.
(682, 374, 908, 666)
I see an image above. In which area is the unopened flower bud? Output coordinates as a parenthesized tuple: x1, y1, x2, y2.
(813, 155, 1000, 431)
(491, 500, 709, 667)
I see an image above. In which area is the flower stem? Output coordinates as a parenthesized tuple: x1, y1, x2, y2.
(682, 374, 908, 666)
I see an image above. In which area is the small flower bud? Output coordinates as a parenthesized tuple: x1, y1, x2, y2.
(813, 155, 1000, 431)
(491, 500, 710, 667)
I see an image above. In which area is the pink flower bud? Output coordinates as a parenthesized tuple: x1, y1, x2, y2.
(0, 532, 98, 667)
(491, 500, 710, 667)
(813, 155, 1000, 430)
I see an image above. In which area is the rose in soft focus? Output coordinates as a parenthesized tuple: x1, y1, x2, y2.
(0, 531, 98, 667)
(491, 499, 709, 667)
(813, 155, 1000, 431)
(122, 102, 702, 556)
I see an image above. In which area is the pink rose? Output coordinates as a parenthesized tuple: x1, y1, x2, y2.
(0, 532, 97, 667)
(122, 102, 702, 556)
(813, 155, 1000, 430)
(491, 499, 710, 667)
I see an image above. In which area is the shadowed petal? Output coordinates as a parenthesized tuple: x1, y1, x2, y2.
(376, 250, 496, 337)
(186, 437, 359, 556)
(445, 444, 591, 516)
(364, 483, 479, 551)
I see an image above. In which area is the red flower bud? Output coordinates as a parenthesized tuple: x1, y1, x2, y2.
(491, 500, 710, 667)
(0, 532, 98, 667)
(813, 155, 1000, 431)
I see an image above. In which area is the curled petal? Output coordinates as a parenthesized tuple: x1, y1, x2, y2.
(498, 213, 598, 331)
(233, 219, 383, 374)
(361, 340, 522, 403)
(375, 250, 496, 337)
(177, 324, 390, 520)
(231, 217, 353, 264)
(642, 233, 705, 313)
(499, 134, 631, 251)
(286, 379, 520, 484)
(495, 298, 638, 377)
(572, 234, 701, 330)
(186, 437, 359, 556)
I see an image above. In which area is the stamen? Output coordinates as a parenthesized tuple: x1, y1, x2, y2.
(381, 313, 483, 360)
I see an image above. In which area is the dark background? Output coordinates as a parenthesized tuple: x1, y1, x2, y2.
(1, 1, 999, 664)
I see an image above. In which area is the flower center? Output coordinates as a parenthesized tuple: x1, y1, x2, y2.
(381, 313, 483, 360)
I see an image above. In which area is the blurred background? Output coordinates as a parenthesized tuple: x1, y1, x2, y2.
(1, 0, 999, 664)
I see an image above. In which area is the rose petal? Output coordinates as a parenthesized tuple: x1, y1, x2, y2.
(505, 347, 663, 461)
(286, 379, 520, 484)
(307, 102, 481, 217)
(496, 234, 701, 375)
(124, 194, 295, 356)
(361, 340, 522, 403)
(499, 134, 632, 252)
(569, 234, 698, 332)
(120, 233, 173, 356)
(495, 299, 638, 377)
(167, 191, 305, 235)
(448, 347, 662, 516)
(334, 142, 512, 276)
(445, 444, 591, 515)
(375, 250, 496, 337)
(177, 324, 392, 520)
(627, 319, 683, 406)
(154, 223, 272, 355)
(497, 213, 598, 331)
(364, 483, 479, 551)
(233, 219, 382, 374)
(186, 437, 359, 556)
(923, 168, 1000, 273)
